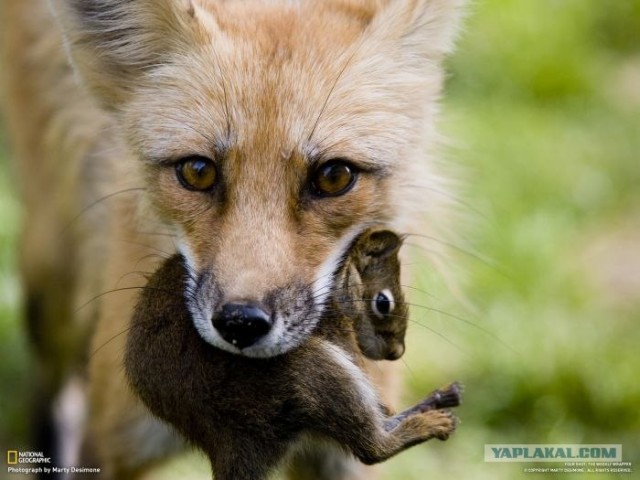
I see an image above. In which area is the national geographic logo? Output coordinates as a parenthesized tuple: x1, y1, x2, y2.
(6, 450, 52, 465)
(6, 450, 102, 476)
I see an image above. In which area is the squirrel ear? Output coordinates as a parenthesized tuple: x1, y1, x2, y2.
(363, 230, 403, 258)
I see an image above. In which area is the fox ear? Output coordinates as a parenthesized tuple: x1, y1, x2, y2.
(52, 0, 202, 109)
(371, 0, 465, 61)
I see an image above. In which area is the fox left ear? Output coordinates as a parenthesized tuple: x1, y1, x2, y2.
(51, 0, 204, 109)
(370, 0, 466, 61)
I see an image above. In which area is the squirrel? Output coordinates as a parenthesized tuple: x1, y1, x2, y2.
(328, 228, 409, 361)
(125, 228, 461, 480)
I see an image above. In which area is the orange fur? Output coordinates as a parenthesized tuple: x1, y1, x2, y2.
(1, 0, 464, 478)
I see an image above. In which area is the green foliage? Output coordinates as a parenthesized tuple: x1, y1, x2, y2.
(382, 1, 640, 478)
(0, 128, 29, 449)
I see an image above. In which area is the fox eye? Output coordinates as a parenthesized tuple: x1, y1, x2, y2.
(176, 156, 218, 191)
(311, 160, 357, 197)
(371, 289, 395, 318)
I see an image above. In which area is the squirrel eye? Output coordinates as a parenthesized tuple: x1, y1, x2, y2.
(311, 160, 357, 197)
(371, 289, 395, 318)
(176, 156, 218, 191)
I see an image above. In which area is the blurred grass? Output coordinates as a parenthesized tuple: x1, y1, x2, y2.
(382, 1, 640, 478)
(1, 0, 639, 478)
(0, 121, 29, 450)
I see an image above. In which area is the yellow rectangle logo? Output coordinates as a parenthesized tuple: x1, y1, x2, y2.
(7, 450, 18, 464)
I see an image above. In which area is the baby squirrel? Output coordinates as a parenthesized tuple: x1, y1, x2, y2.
(328, 228, 408, 361)
(125, 228, 461, 480)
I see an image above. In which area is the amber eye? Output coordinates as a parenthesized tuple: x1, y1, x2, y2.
(311, 160, 357, 197)
(176, 156, 217, 191)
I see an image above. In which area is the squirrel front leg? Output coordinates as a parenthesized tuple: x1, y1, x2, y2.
(307, 343, 461, 466)
(352, 384, 461, 465)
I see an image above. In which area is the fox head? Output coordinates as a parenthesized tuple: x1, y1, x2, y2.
(53, 0, 463, 357)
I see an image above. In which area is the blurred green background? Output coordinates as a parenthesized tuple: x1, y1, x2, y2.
(1, 0, 639, 478)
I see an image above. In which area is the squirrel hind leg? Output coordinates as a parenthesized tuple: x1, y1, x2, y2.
(357, 410, 458, 466)
(392, 410, 458, 446)
(383, 382, 462, 432)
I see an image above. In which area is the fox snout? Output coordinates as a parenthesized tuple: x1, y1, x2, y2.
(212, 303, 273, 350)
(186, 268, 324, 358)
(181, 224, 356, 358)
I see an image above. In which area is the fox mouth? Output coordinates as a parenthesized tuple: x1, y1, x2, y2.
(184, 275, 324, 358)
(178, 227, 363, 358)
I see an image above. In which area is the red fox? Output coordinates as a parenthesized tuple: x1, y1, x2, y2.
(1, 0, 464, 478)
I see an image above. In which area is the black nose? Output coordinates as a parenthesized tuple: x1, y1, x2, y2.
(212, 303, 272, 349)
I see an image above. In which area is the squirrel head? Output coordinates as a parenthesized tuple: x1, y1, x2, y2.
(333, 228, 408, 361)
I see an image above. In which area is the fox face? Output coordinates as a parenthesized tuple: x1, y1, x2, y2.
(55, 0, 463, 357)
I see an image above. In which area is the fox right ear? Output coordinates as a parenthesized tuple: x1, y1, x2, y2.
(51, 0, 204, 109)
(369, 0, 466, 62)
